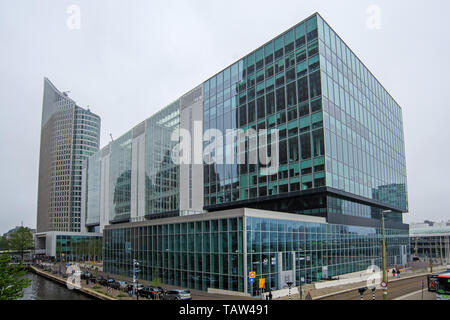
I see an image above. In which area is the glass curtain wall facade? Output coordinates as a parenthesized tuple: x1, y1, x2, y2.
(203, 15, 325, 209)
(203, 13, 408, 224)
(72, 107, 101, 231)
(109, 131, 133, 223)
(55, 234, 103, 262)
(104, 216, 244, 292)
(84, 101, 181, 228)
(145, 101, 180, 218)
(317, 14, 408, 217)
(246, 216, 408, 296)
(86, 152, 101, 227)
(103, 210, 409, 296)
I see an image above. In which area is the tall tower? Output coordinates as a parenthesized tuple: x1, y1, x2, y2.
(36, 78, 101, 233)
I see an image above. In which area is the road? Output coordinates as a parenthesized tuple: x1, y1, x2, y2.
(320, 275, 430, 300)
(394, 288, 436, 300)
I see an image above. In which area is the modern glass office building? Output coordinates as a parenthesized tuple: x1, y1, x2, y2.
(84, 13, 410, 296)
(202, 13, 407, 223)
(82, 99, 182, 232)
(104, 208, 408, 296)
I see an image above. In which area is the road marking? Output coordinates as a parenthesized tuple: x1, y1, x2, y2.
(393, 289, 424, 300)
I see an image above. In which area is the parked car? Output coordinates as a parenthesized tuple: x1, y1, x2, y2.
(97, 275, 107, 286)
(157, 286, 165, 294)
(138, 286, 154, 299)
(89, 274, 97, 283)
(81, 272, 92, 280)
(138, 286, 162, 299)
(135, 283, 144, 294)
(161, 289, 192, 301)
(106, 277, 115, 287)
(116, 281, 128, 292)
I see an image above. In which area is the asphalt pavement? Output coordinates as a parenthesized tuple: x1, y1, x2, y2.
(319, 275, 430, 300)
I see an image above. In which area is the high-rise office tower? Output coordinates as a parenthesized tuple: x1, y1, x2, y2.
(36, 78, 101, 233)
(84, 13, 409, 295)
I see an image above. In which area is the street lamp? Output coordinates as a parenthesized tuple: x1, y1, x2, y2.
(381, 210, 391, 300)
(133, 259, 140, 300)
(299, 276, 305, 300)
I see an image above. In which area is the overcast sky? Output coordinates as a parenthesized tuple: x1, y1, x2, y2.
(0, 0, 449, 234)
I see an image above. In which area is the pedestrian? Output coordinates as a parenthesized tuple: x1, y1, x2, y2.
(268, 291, 273, 300)
(397, 268, 400, 278)
(392, 269, 396, 278)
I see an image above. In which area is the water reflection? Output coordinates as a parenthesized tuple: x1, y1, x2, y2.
(19, 272, 92, 300)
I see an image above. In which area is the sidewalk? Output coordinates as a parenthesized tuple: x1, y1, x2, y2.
(276, 264, 448, 300)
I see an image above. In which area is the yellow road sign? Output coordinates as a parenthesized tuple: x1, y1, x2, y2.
(259, 278, 266, 289)
(249, 271, 256, 279)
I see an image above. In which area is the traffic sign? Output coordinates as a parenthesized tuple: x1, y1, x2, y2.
(381, 281, 388, 288)
(259, 278, 266, 289)
(249, 278, 255, 284)
(249, 271, 256, 279)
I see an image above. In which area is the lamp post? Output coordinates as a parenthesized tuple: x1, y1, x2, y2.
(381, 210, 391, 300)
(299, 276, 305, 300)
(133, 259, 140, 300)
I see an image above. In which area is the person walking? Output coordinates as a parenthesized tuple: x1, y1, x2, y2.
(268, 291, 273, 300)
(392, 268, 396, 278)
(397, 268, 400, 278)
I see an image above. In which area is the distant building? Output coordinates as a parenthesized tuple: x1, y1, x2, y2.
(410, 221, 450, 262)
(35, 78, 102, 259)
(36, 78, 101, 233)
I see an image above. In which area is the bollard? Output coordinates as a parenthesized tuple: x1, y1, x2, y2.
(358, 287, 367, 300)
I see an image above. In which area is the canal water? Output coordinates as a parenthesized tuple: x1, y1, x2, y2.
(20, 272, 93, 300)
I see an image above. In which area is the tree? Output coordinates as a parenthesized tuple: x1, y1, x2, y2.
(0, 254, 31, 300)
(8, 227, 34, 260)
(0, 237, 8, 251)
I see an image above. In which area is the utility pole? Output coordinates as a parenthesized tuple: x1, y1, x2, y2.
(440, 236, 444, 267)
(299, 276, 304, 300)
(429, 240, 433, 273)
(445, 237, 450, 265)
(382, 210, 390, 300)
